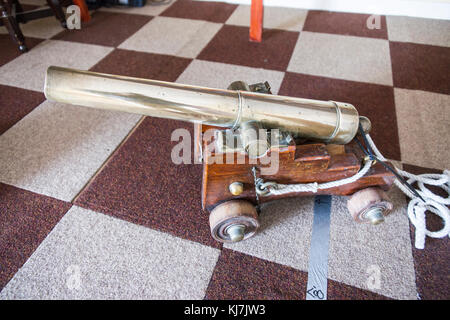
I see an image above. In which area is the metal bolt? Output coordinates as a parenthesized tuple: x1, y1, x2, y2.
(285, 134, 294, 144)
(365, 208, 385, 225)
(226, 224, 246, 242)
(229, 182, 244, 196)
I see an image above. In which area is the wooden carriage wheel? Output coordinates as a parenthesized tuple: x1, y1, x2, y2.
(209, 200, 259, 243)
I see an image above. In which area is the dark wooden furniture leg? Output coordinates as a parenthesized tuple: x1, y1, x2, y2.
(0, 0, 27, 52)
(46, 0, 66, 28)
(11, 0, 27, 23)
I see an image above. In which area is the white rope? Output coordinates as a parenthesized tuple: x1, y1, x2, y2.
(260, 134, 450, 249)
(365, 134, 450, 249)
(267, 160, 373, 195)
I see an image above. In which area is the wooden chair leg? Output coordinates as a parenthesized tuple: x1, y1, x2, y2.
(11, 0, 27, 23)
(46, 0, 66, 28)
(0, 0, 27, 52)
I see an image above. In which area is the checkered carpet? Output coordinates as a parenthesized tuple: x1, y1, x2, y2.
(0, 0, 449, 300)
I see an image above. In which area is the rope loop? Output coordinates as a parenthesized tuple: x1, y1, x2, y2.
(407, 198, 450, 249)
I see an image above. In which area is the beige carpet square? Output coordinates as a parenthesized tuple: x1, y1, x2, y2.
(0, 16, 64, 39)
(176, 59, 285, 94)
(224, 197, 315, 273)
(328, 189, 417, 300)
(0, 206, 220, 299)
(395, 88, 450, 169)
(0, 100, 141, 202)
(387, 16, 450, 47)
(287, 31, 393, 86)
(119, 16, 222, 58)
(99, 1, 175, 16)
(0, 40, 113, 92)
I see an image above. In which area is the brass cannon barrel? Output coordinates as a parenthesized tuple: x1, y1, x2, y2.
(44, 66, 360, 144)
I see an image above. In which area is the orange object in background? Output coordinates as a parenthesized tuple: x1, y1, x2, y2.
(249, 0, 263, 42)
(73, 0, 91, 22)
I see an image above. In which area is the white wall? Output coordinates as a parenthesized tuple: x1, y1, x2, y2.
(197, 0, 450, 20)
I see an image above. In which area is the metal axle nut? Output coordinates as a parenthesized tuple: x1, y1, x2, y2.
(365, 208, 385, 225)
(226, 224, 246, 242)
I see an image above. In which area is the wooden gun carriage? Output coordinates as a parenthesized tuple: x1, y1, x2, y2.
(44, 67, 396, 243)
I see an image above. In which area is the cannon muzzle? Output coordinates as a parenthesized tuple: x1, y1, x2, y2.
(44, 66, 361, 144)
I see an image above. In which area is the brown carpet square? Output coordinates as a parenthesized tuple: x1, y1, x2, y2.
(75, 117, 219, 248)
(0, 34, 43, 67)
(52, 11, 152, 47)
(205, 249, 308, 300)
(198, 25, 299, 71)
(390, 41, 450, 95)
(90, 48, 192, 81)
(303, 10, 388, 39)
(0, 84, 45, 135)
(0, 183, 71, 290)
(160, 0, 237, 23)
(279, 72, 401, 160)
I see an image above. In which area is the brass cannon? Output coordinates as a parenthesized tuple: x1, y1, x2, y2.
(45, 66, 395, 243)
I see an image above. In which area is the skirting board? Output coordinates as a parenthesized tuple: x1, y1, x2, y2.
(196, 0, 450, 20)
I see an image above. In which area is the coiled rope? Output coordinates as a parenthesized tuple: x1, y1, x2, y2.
(365, 134, 450, 249)
(256, 133, 449, 249)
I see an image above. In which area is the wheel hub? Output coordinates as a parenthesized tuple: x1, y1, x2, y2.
(364, 207, 385, 225)
(225, 224, 246, 242)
